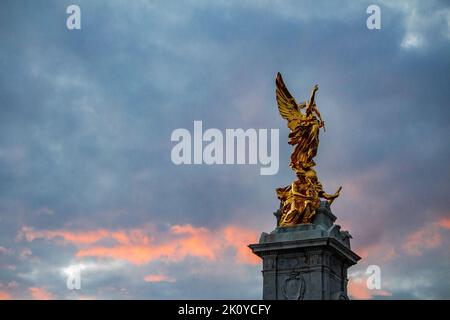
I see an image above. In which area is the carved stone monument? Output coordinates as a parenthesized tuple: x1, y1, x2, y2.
(249, 73, 360, 300)
(249, 201, 360, 300)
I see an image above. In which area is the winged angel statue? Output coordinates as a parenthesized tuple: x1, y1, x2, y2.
(275, 73, 342, 226)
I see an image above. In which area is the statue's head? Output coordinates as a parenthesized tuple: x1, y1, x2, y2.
(297, 102, 306, 112)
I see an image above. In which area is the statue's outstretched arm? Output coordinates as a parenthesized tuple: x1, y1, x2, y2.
(319, 186, 342, 204)
(307, 84, 319, 107)
(307, 85, 325, 129)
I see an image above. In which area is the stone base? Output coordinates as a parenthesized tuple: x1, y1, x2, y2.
(249, 201, 360, 300)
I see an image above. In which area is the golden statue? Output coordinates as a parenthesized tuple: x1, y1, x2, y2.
(275, 72, 342, 226)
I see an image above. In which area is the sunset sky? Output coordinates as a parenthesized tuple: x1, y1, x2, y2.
(0, 0, 449, 299)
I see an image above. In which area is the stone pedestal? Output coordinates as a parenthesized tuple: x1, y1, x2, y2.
(249, 201, 360, 300)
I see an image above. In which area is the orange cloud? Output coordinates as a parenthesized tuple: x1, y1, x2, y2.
(223, 226, 260, 265)
(29, 287, 53, 300)
(0, 291, 12, 300)
(348, 278, 391, 300)
(169, 224, 219, 260)
(144, 274, 176, 283)
(438, 217, 450, 229)
(348, 279, 372, 300)
(73, 225, 216, 265)
(20, 224, 261, 266)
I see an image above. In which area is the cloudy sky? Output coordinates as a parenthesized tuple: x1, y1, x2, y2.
(0, 0, 449, 300)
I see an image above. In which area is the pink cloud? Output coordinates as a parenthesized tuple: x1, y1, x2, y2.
(403, 218, 450, 256)
(29, 287, 53, 300)
(348, 278, 391, 300)
(19, 226, 110, 245)
(0, 282, 19, 300)
(0, 291, 13, 300)
(354, 215, 450, 261)
(78, 295, 96, 300)
(76, 244, 177, 265)
(354, 242, 397, 263)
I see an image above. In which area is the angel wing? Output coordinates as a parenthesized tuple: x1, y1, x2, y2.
(275, 72, 303, 131)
